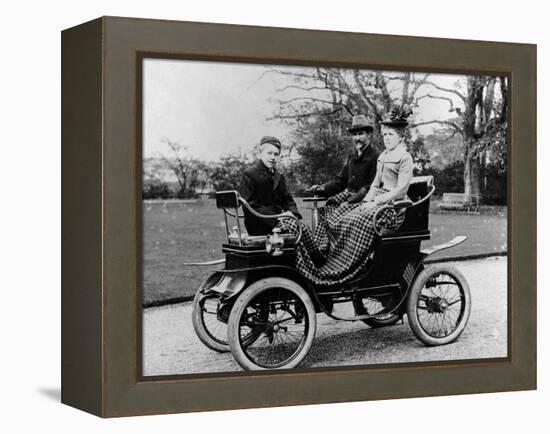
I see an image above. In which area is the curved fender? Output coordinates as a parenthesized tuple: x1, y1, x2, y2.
(421, 235, 468, 257)
(207, 265, 311, 300)
(207, 271, 248, 298)
(184, 258, 225, 266)
(403, 236, 468, 296)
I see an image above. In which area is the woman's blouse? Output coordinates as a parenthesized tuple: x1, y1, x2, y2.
(367, 145, 413, 203)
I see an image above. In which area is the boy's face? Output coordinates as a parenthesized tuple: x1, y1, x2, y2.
(259, 143, 281, 169)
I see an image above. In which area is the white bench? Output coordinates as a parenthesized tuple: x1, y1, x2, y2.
(439, 193, 479, 212)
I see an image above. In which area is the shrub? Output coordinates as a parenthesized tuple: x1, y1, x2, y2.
(481, 164, 507, 205)
(419, 161, 506, 205)
(419, 161, 464, 198)
(142, 179, 171, 199)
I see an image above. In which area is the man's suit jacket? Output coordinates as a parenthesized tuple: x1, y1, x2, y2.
(322, 145, 380, 197)
(239, 160, 302, 235)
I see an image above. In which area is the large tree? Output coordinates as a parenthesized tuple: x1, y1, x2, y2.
(266, 68, 434, 189)
(267, 67, 507, 202)
(415, 76, 508, 199)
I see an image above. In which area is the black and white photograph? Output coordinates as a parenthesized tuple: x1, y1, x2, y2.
(3, 0, 545, 429)
(141, 59, 508, 375)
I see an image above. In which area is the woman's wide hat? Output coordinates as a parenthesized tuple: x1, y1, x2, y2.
(380, 105, 413, 128)
(348, 115, 374, 133)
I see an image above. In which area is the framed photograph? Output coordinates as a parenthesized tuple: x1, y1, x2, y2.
(62, 16, 536, 417)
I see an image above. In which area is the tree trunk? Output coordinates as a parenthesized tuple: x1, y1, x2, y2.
(483, 78, 496, 124)
(401, 72, 411, 104)
(463, 143, 481, 199)
(470, 156, 481, 197)
(462, 77, 484, 202)
(499, 76, 508, 123)
(177, 174, 187, 199)
(464, 142, 472, 197)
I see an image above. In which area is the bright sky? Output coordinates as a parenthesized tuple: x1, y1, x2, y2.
(142, 58, 468, 161)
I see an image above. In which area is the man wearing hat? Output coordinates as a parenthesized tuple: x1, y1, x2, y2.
(309, 114, 380, 203)
(239, 136, 302, 235)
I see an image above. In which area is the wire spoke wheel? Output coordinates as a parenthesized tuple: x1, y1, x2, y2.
(228, 278, 316, 370)
(239, 292, 307, 367)
(407, 265, 471, 346)
(353, 296, 401, 328)
(192, 288, 229, 353)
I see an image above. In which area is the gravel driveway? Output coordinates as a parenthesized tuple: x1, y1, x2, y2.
(142, 257, 507, 376)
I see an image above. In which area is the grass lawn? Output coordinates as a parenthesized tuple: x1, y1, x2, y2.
(143, 198, 507, 305)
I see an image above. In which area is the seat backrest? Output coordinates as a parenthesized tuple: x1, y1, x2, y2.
(406, 176, 434, 202)
(396, 176, 434, 234)
(215, 190, 240, 209)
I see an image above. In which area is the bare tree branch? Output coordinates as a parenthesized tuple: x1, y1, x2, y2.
(257, 67, 317, 81)
(383, 75, 405, 81)
(274, 85, 329, 93)
(415, 93, 457, 112)
(351, 69, 379, 116)
(274, 96, 353, 115)
(266, 106, 343, 121)
(423, 80, 466, 102)
(439, 128, 460, 142)
(401, 72, 410, 104)
(412, 120, 463, 133)
(375, 71, 392, 112)
(409, 73, 431, 99)
(160, 138, 191, 192)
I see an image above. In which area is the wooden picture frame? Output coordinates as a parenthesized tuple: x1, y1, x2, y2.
(61, 16, 536, 417)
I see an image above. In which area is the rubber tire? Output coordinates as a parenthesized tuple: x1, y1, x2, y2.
(228, 277, 316, 370)
(407, 265, 471, 346)
(352, 297, 401, 328)
(363, 313, 401, 328)
(192, 289, 229, 353)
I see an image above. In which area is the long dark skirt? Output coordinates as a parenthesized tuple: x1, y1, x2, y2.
(279, 189, 398, 286)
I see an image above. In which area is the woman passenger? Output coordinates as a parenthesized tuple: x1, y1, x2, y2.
(282, 106, 414, 286)
(360, 107, 414, 210)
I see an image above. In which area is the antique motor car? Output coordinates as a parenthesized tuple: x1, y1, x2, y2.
(189, 176, 471, 370)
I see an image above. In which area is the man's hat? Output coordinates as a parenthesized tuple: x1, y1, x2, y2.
(380, 105, 413, 128)
(260, 136, 282, 149)
(348, 115, 374, 133)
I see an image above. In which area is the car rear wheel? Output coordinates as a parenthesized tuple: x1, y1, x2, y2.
(353, 296, 401, 328)
(407, 265, 471, 346)
(192, 288, 230, 353)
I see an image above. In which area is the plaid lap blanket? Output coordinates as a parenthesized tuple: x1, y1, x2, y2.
(279, 188, 398, 286)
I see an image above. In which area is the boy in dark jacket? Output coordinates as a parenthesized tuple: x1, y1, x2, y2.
(239, 136, 302, 235)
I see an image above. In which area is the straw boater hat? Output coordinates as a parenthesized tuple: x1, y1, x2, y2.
(260, 136, 282, 149)
(348, 115, 374, 133)
(380, 105, 413, 128)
